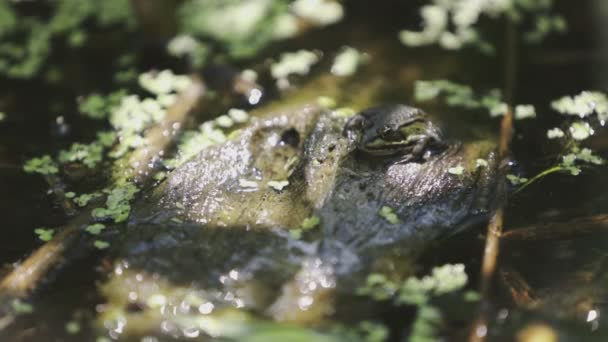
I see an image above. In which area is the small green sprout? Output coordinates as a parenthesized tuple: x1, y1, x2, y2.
(332, 107, 356, 118)
(357, 273, 398, 300)
(73, 193, 101, 207)
(34, 228, 55, 242)
(331, 46, 363, 77)
(94, 240, 110, 250)
(240, 69, 258, 83)
(292, 0, 344, 26)
(59, 142, 104, 168)
(85, 223, 106, 235)
(78, 90, 126, 120)
(551, 91, 608, 121)
(153, 172, 167, 182)
(268, 180, 289, 191)
(463, 290, 481, 302)
(0, 112, 5, 121)
(358, 263, 468, 342)
(164, 122, 228, 168)
(301, 215, 321, 230)
(11, 299, 33, 314)
(409, 304, 442, 342)
(475, 158, 488, 168)
(379, 206, 401, 224)
(238, 179, 259, 189)
(414, 80, 508, 118)
(97, 131, 117, 147)
(448, 165, 464, 175)
(291, 215, 321, 239)
(569, 121, 594, 141)
(65, 192, 76, 199)
(400, 0, 566, 54)
(215, 115, 234, 128)
(271, 50, 319, 80)
(65, 321, 80, 334)
(228, 108, 249, 123)
(507, 174, 528, 186)
(317, 96, 337, 109)
(515, 104, 536, 120)
(138, 70, 191, 96)
(547, 127, 565, 139)
(24, 155, 59, 175)
(92, 183, 139, 223)
(357, 321, 389, 342)
(167, 35, 209, 67)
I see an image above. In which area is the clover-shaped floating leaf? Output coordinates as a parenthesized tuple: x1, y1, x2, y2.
(34, 228, 54, 241)
(24, 155, 59, 175)
(448, 165, 464, 175)
(379, 206, 401, 224)
(94, 240, 110, 250)
(85, 223, 106, 235)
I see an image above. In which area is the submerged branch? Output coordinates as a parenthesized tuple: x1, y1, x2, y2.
(0, 77, 204, 301)
(501, 214, 608, 242)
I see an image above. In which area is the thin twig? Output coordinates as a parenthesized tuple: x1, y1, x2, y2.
(0, 77, 204, 300)
(469, 19, 517, 342)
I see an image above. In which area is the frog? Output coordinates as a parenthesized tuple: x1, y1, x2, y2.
(97, 103, 500, 339)
(343, 104, 445, 163)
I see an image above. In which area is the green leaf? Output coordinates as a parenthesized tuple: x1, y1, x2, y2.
(94, 240, 110, 250)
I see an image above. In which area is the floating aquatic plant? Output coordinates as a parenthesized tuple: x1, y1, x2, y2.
(400, 0, 566, 53)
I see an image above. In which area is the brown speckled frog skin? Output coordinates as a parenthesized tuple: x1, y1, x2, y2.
(99, 103, 500, 335)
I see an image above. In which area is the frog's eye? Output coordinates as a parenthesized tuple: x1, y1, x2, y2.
(378, 126, 403, 141)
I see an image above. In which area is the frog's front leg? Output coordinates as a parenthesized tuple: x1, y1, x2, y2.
(394, 123, 444, 164)
(393, 135, 432, 164)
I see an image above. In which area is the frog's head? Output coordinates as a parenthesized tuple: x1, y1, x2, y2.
(343, 104, 444, 160)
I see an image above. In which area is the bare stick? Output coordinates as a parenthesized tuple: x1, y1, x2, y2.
(0, 77, 204, 299)
(469, 20, 517, 342)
